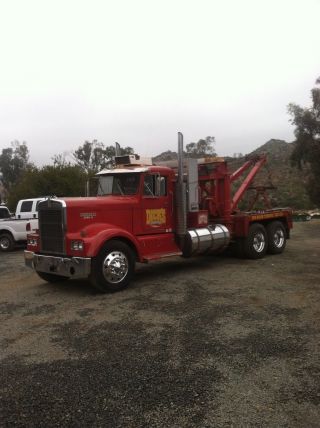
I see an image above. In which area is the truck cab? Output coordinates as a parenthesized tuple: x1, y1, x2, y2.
(15, 198, 45, 219)
(24, 162, 184, 290)
(96, 166, 175, 234)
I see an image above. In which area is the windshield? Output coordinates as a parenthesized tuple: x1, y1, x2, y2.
(97, 173, 140, 196)
(0, 207, 10, 219)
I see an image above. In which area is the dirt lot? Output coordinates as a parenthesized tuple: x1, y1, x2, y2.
(1, 221, 320, 427)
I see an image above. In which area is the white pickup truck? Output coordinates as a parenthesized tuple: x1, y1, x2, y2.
(15, 198, 46, 219)
(0, 197, 50, 251)
(0, 218, 38, 251)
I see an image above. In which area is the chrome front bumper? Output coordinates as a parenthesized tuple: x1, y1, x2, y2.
(24, 251, 91, 279)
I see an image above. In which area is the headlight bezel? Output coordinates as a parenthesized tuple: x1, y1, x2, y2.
(70, 240, 84, 251)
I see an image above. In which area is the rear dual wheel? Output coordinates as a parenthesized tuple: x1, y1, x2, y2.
(266, 221, 286, 254)
(236, 221, 286, 259)
(243, 223, 268, 259)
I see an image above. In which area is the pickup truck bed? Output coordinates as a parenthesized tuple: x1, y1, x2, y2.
(0, 218, 38, 252)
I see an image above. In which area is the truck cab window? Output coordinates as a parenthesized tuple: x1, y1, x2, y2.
(143, 175, 155, 196)
(98, 173, 140, 196)
(21, 201, 33, 212)
(143, 175, 167, 197)
(0, 208, 10, 219)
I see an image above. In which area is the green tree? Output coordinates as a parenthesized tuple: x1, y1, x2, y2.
(0, 141, 33, 191)
(52, 153, 72, 167)
(73, 140, 134, 173)
(186, 136, 216, 157)
(7, 165, 87, 211)
(288, 77, 320, 205)
(73, 140, 105, 173)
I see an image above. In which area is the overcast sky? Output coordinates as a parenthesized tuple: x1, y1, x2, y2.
(0, 0, 320, 165)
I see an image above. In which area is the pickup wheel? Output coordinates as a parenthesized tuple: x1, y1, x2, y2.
(266, 221, 286, 254)
(243, 223, 268, 259)
(36, 271, 69, 283)
(0, 233, 14, 252)
(90, 240, 135, 293)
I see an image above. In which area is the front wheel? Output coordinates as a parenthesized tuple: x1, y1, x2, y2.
(266, 221, 286, 254)
(90, 240, 135, 293)
(0, 233, 14, 252)
(243, 223, 268, 259)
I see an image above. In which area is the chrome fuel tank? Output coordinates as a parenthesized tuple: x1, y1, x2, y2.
(184, 224, 230, 257)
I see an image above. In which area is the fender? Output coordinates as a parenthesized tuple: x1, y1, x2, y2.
(80, 223, 143, 260)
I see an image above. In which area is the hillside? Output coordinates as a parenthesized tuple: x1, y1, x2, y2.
(153, 139, 314, 209)
(241, 139, 312, 209)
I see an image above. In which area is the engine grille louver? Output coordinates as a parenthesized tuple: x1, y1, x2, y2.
(38, 200, 65, 254)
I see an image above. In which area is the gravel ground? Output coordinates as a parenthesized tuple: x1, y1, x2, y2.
(0, 221, 320, 427)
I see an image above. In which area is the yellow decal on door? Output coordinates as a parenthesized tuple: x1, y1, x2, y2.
(146, 208, 166, 226)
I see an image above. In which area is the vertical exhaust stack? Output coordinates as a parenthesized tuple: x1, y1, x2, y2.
(176, 132, 187, 244)
(115, 142, 121, 156)
(178, 132, 184, 186)
(85, 180, 90, 197)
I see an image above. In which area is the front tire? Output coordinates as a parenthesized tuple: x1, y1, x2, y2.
(266, 221, 286, 254)
(243, 223, 268, 259)
(36, 271, 69, 283)
(90, 240, 135, 293)
(0, 233, 14, 252)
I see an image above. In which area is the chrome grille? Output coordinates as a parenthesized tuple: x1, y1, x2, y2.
(38, 200, 65, 254)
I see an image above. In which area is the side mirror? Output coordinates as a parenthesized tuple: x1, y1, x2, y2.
(155, 174, 161, 197)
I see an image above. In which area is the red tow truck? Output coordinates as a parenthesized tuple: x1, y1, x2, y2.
(25, 133, 292, 292)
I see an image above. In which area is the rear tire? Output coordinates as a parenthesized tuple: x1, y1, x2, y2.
(243, 223, 267, 259)
(90, 240, 135, 293)
(266, 221, 286, 254)
(36, 271, 69, 283)
(0, 233, 14, 252)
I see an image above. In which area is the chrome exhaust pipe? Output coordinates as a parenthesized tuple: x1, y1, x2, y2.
(176, 132, 187, 239)
(178, 132, 184, 184)
(115, 142, 121, 156)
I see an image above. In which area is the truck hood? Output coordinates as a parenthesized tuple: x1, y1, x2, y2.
(62, 196, 139, 208)
(60, 196, 139, 234)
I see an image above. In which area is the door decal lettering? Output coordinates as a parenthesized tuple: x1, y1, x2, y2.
(146, 208, 166, 226)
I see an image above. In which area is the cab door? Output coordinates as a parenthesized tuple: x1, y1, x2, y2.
(140, 173, 173, 234)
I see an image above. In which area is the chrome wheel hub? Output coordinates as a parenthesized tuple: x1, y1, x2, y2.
(253, 232, 265, 253)
(273, 229, 284, 248)
(102, 251, 128, 283)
